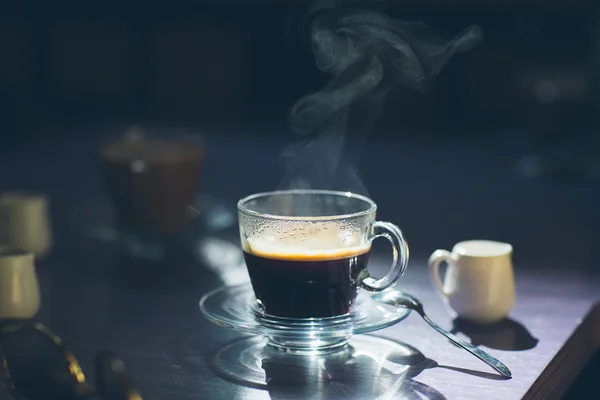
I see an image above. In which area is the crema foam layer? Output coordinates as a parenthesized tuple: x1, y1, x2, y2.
(245, 224, 370, 261)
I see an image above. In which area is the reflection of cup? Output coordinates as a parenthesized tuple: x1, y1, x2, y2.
(0, 192, 53, 258)
(100, 136, 203, 236)
(0, 248, 40, 319)
(237, 190, 409, 319)
(428, 240, 515, 324)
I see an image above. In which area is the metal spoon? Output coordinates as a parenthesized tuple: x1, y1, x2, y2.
(372, 290, 512, 378)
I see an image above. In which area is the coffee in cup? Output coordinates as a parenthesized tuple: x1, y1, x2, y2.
(244, 226, 371, 318)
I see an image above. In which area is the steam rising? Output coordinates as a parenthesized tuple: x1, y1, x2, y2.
(279, 0, 482, 194)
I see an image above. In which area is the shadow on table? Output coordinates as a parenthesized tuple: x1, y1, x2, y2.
(451, 317, 539, 351)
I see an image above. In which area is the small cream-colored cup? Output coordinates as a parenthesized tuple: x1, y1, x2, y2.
(0, 192, 53, 258)
(428, 240, 515, 324)
(0, 247, 40, 319)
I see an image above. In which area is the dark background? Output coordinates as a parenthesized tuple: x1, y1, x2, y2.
(0, 1, 598, 141)
(1, 0, 598, 260)
(0, 1, 598, 398)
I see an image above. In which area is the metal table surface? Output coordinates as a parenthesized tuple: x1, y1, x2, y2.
(1, 126, 598, 399)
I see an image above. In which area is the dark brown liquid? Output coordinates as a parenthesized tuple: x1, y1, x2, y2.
(244, 249, 369, 318)
(101, 139, 203, 235)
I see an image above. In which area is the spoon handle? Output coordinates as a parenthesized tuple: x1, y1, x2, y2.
(421, 314, 512, 378)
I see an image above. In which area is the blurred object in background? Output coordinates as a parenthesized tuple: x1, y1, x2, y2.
(149, 21, 247, 124)
(0, 3, 596, 142)
(100, 126, 204, 235)
(0, 19, 31, 147)
(99, 126, 204, 259)
(513, 64, 590, 180)
(95, 350, 144, 400)
(0, 322, 143, 399)
(591, 3, 600, 177)
(0, 192, 53, 258)
(0, 248, 40, 319)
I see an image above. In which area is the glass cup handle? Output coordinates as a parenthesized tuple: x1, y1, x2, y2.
(360, 221, 409, 292)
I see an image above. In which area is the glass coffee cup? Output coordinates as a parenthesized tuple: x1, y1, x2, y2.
(238, 189, 409, 320)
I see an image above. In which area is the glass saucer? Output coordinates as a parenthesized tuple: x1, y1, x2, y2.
(200, 283, 411, 355)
